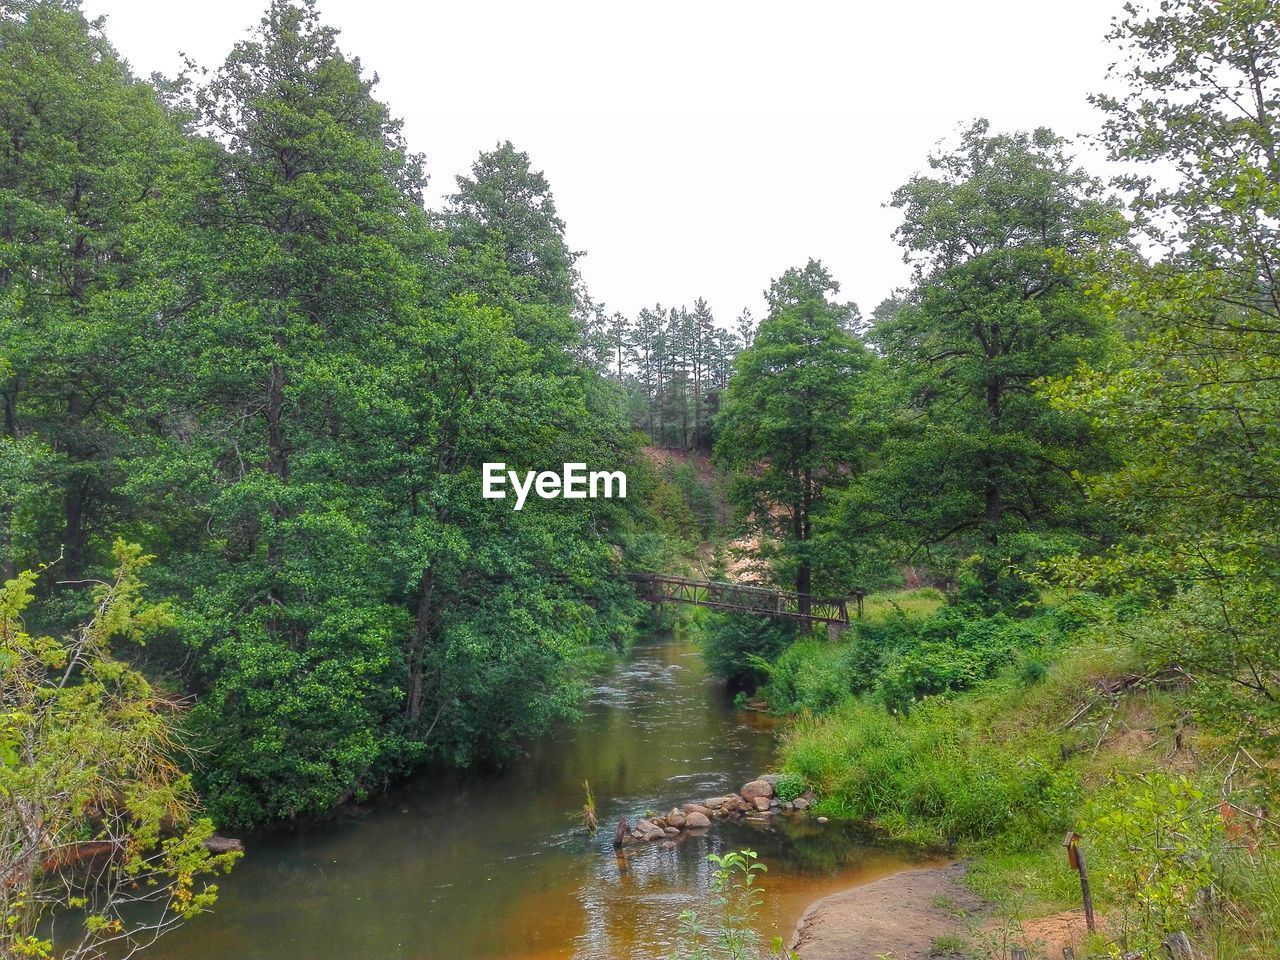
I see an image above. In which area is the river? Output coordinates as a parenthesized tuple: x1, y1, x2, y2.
(144, 634, 926, 960)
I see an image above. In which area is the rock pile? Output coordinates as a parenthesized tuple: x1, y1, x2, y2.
(617, 774, 818, 847)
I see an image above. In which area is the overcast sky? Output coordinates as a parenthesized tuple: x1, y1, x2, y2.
(82, 0, 1125, 324)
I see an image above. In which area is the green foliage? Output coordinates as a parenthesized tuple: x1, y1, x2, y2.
(760, 637, 861, 714)
(0, 545, 238, 958)
(954, 551, 1040, 614)
(0, 0, 190, 582)
(444, 139, 579, 340)
(860, 587, 946, 624)
(715, 259, 881, 601)
(1087, 774, 1225, 955)
(1045, 0, 1280, 758)
(0, 0, 652, 829)
(699, 612, 797, 688)
(671, 850, 794, 960)
(763, 593, 1097, 715)
(775, 597, 1141, 848)
(781, 695, 1080, 849)
(614, 299, 742, 451)
(859, 121, 1123, 576)
(772, 773, 807, 804)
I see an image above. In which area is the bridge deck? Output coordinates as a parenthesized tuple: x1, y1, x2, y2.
(628, 573, 861, 625)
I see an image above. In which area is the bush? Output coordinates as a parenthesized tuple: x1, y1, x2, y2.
(773, 772, 807, 803)
(875, 642, 994, 713)
(761, 637, 857, 713)
(955, 552, 1040, 614)
(700, 612, 797, 688)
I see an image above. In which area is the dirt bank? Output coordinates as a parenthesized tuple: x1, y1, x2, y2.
(790, 862, 981, 960)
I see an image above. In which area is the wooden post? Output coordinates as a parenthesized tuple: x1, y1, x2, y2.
(1062, 949, 1075, 960)
(854, 588, 865, 618)
(1063, 831, 1097, 933)
(1011, 948, 1028, 960)
(1164, 932, 1196, 960)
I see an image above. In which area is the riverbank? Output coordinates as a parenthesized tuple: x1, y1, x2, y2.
(790, 863, 979, 960)
(133, 635, 922, 960)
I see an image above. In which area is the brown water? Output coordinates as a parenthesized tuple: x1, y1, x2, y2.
(144, 635, 926, 960)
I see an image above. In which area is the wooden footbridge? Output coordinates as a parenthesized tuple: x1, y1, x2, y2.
(628, 573, 864, 625)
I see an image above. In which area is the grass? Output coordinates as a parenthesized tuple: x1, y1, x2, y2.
(759, 579, 1280, 958)
(777, 625, 1280, 958)
(929, 932, 970, 957)
(860, 587, 946, 624)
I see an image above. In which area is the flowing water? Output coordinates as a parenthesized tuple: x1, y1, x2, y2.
(144, 634, 928, 960)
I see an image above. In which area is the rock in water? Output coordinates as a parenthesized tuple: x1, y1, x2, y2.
(752, 796, 772, 811)
(684, 811, 711, 829)
(634, 818, 666, 842)
(613, 816, 630, 849)
(741, 779, 774, 801)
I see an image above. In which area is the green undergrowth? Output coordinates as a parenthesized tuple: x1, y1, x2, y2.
(768, 590, 1280, 956)
(860, 586, 946, 624)
(779, 635, 1142, 848)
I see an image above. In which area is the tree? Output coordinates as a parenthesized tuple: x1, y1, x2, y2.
(1049, 0, 1280, 747)
(152, 0, 432, 825)
(874, 121, 1123, 564)
(689, 298, 716, 450)
(631, 304, 667, 442)
(0, 543, 238, 960)
(0, 1, 186, 582)
(715, 260, 873, 612)
(444, 140, 580, 353)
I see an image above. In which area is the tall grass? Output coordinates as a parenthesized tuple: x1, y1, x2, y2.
(860, 587, 946, 624)
(781, 694, 1079, 848)
(778, 640, 1139, 849)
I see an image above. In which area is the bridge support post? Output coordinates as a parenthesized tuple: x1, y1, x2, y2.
(826, 622, 848, 642)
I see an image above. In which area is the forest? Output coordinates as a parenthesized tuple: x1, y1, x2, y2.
(2, 0, 1278, 958)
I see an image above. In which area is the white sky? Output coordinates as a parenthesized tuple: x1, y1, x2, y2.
(82, 0, 1125, 324)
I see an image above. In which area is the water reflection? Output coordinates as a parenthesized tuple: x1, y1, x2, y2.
(142, 636, 927, 960)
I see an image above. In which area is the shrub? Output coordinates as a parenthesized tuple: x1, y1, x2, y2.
(700, 612, 797, 688)
(955, 552, 1040, 613)
(761, 637, 856, 713)
(875, 643, 993, 713)
(671, 850, 792, 960)
(773, 772, 807, 803)
(1087, 774, 1229, 956)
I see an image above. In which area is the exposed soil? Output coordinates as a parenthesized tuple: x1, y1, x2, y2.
(1013, 909, 1098, 958)
(790, 862, 981, 960)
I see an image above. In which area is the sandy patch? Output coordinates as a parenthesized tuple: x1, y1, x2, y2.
(791, 862, 981, 960)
